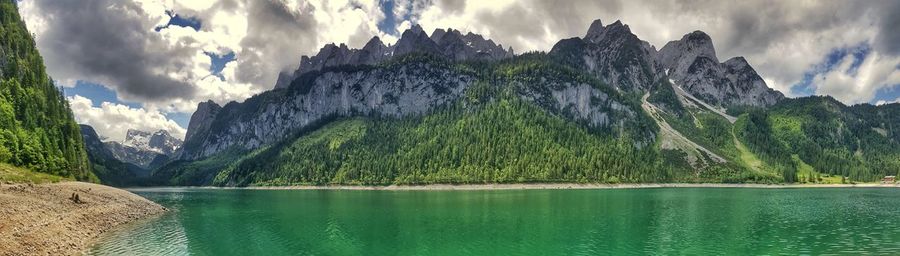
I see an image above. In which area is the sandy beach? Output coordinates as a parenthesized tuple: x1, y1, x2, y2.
(0, 182, 166, 256)
(208, 182, 900, 191)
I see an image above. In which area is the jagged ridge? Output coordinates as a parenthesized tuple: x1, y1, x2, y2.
(274, 25, 514, 89)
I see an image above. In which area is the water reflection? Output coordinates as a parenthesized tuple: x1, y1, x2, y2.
(91, 188, 900, 255)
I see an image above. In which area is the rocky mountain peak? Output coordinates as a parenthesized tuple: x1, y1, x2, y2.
(122, 128, 181, 155)
(148, 130, 182, 155)
(658, 31, 783, 107)
(658, 30, 718, 68)
(363, 36, 385, 49)
(682, 31, 717, 61)
(273, 26, 513, 89)
(124, 129, 151, 146)
(585, 20, 633, 42)
(430, 28, 448, 42)
(585, 19, 604, 39)
(79, 124, 114, 159)
(409, 24, 426, 35)
(394, 25, 441, 57)
(607, 20, 628, 30)
(185, 100, 221, 143)
(723, 56, 750, 70)
(552, 19, 661, 91)
(102, 127, 183, 169)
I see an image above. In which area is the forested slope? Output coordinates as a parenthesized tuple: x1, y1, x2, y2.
(0, 2, 93, 181)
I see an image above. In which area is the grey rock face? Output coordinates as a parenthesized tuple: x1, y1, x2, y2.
(550, 19, 662, 92)
(433, 28, 513, 61)
(658, 31, 783, 107)
(393, 24, 442, 57)
(185, 100, 221, 142)
(182, 62, 647, 160)
(657, 31, 718, 74)
(79, 124, 115, 160)
(181, 62, 477, 160)
(520, 81, 639, 137)
(273, 25, 513, 89)
(147, 130, 182, 156)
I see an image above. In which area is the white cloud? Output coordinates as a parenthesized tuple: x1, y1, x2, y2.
(69, 95, 187, 142)
(875, 98, 900, 105)
(813, 52, 900, 104)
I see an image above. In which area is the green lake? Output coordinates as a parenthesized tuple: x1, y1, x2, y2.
(89, 188, 900, 255)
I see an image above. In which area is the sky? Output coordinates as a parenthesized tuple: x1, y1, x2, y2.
(17, 0, 900, 142)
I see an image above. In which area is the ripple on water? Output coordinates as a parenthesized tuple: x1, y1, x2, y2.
(90, 188, 900, 255)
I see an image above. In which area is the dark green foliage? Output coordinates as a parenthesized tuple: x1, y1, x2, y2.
(214, 95, 671, 186)
(734, 110, 797, 182)
(647, 79, 687, 119)
(0, 2, 92, 180)
(724, 96, 900, 182)
(547, 37, 587, 69)
(150, 147, 247, 186)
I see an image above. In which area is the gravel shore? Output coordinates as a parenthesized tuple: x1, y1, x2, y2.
(0, 182, 165, 256)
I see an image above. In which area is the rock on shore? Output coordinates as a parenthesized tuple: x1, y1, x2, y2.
(0, 182, 165, 255)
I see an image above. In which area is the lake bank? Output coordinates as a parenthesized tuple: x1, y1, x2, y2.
(139, 183, 900, 191)
(0, 181, 166, 255)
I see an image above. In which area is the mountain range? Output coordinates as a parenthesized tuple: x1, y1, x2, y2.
(79, 126, 182, 181)
(129, 18, 898, 187)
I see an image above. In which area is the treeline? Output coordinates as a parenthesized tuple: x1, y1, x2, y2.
(0, 2, 92, 180)
(215, 96, 677, 186)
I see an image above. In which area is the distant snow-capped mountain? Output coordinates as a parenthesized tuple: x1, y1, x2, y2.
(103, 129, 183, 169)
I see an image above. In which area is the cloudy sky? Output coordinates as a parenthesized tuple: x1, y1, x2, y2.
(18, 0, 900, 141)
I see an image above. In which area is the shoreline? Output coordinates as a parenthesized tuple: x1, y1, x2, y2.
(0, 181, 166, 255)
(131, 183, 900, 191)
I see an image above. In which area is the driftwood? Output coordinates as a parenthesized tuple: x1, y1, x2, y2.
(69, 192, 83, 204)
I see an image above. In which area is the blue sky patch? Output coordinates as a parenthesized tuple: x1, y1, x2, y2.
(377, 0, 416, 36)
(63, 81, 192, 128)
(63, 81, 141, 109)
(377, 0, 398, 35)
(205, 51, 236, 80)
(872, 86, 900, 104)
(164, 112, 191, 129)
(790, 43, 871, 98)
(155, 11, 202, 32)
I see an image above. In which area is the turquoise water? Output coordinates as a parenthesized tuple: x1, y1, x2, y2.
(90, 188, 900, 255)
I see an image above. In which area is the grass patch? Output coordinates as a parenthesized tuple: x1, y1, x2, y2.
(732, 127, 765, 174)
(792, 155, 843, 184)
(0, 163, 69, 184)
